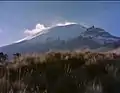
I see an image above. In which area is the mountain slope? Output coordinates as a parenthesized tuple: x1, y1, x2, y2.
(0, 24, 120, 55)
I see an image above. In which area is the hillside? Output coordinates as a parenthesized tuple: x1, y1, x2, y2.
(0, 52, 120, 93)
(0, 24, 120, 55)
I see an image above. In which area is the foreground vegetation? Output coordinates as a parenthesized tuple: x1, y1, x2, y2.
(0, 51, 120, 93)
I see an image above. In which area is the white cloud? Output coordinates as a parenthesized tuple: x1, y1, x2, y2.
(24, 23, 49, 36)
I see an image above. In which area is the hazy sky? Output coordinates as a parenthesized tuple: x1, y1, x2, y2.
(0, 1, 120, 46)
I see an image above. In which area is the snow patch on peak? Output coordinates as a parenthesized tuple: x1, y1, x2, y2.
(14, 37, 29, 43)
(56, 22, 77, 27)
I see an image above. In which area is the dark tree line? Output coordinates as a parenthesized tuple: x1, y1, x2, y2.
(0, 52, 8, 62)
(13, 53, 21, 58)
(0, 52, 21, 63)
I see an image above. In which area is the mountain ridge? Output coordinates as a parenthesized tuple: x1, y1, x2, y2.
(0, 23, 120, 55)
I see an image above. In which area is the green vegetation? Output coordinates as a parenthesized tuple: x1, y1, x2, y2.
(0, 51, 120, 93)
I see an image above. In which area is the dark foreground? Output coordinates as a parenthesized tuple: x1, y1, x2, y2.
(0, 51, 120, 93)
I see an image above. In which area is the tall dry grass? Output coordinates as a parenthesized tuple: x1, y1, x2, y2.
(0, 51, 120, 93)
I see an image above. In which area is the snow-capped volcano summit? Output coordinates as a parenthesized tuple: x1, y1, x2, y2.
(0, 22, 120, 55)
(14, 22, 87, 44)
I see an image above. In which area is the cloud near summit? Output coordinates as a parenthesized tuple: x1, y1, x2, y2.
(24, 24, 48, 36)
(24, 22, 78, 36)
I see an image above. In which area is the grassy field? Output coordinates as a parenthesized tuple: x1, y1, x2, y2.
(0, 51, 120, 93)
